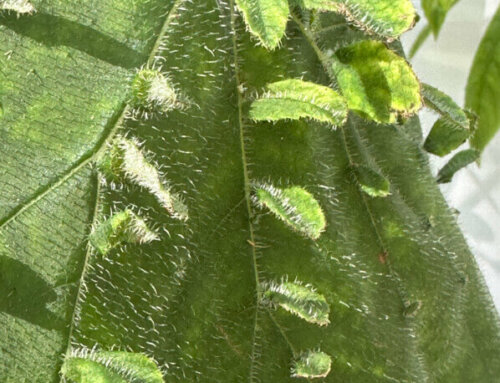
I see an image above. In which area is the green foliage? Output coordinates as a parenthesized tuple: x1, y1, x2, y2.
(331, 40, 422, 123)
(250, 79, 347, 126)
(292, 0, 339, 11)
(234, 0, 289, 49)
(332, 0, 416, 40)
(89, 210, 159, 255)
(466, 5, 500, 153)
(100, 136, 188, 221)
(422, 83, 471, 156)
(352, 164, 391, 198)
(422, 83, 468, 129)
(1, 1, 500, 382)
(424, 118, 470, 156)
(263, 279, 330, 326)
(437, 149, 480, 183)
(237, 0, 416, 50)
(292, 350, 332, 378)
(254, 183, 326, 240)
(129, 67, 185, 119)
(409, 24, 431, 59)
(410, 0, 460, 57)
(422, 0, 459, 36)
(61, 348, 164, 383)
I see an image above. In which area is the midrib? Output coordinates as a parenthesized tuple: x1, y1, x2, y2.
(58, 0, 186, 380)
(228, 1, 262, 381)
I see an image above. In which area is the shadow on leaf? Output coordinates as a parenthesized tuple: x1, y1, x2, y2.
(0, 254, 63, 331)
(0, 12, 142, 69)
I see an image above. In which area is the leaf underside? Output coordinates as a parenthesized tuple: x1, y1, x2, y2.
(0, 2, 500, 383)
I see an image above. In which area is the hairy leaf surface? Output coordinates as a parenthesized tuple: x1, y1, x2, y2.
(250, 79, 347, 126)
(333, 0, 416, 40)
(1, 1, 500, 383)
(234, 0, 289, 49)
(437, 149, 480, 183)
(422, 83, 471, 156)
(61, 348, 164, 383)
(422, 83, 468, 129)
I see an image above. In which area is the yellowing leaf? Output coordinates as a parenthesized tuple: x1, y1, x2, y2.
(235, 0, 289, 50)
(335, 0, 416, 40)
(61, 348, 164, 383)
(254, 183, 326, 240)
(250, 79, 347, 127)
(332, 40, 421, 123)
(263, 279, 330, 325)
(292, 350, 332, 379)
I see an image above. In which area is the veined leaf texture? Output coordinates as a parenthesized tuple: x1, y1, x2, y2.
(0, 1, 499, 382)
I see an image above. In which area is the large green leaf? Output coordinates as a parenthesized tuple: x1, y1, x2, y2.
(466, 5, 500, 153)
(1, 2, 500, 383)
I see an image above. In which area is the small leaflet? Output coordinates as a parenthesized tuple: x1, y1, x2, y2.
(352, 164, 390, 198)
(333, 0, 416, 40)
(90, 209, 159, 255)
(422, 84, 469, 129)
(437, 149, 479, 184)
(292, 350, 332, 379)
(61, 347, 164, 383)
(422, 84, 471, 156)
(424, 117, 471, 157)
(99, 136, 188, 221)
(0, 0, 35, 14)
(235, 0, 289, 50)
(253, 183, 326, 240)
(250, 79, 348, 127)
(263, 279, 330, 326)
(331, 40, 421, 124)
(130, 67, 184, 119)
